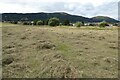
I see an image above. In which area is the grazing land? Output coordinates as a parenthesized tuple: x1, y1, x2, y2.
(2, 23, 118, 78)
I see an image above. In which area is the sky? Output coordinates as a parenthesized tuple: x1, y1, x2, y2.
(0, 0, 119, 20)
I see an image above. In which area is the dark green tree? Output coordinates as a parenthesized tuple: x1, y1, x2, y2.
(75, 22, 83, 27)
(33, 20, 39, 25)
(43, 19, 49, 25)
(22, 22, 29, 25)
(48, 17, 60, 26)
(99, 21, 109, 27)
(63, 19, 70, 26)
(12, 21, 18, 24)
(113, 23, 118, 26)
(36, 20, 43, 25)
(81, 21, 84, 26)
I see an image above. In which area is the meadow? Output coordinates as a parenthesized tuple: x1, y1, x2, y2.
(2, 23, 118, 78)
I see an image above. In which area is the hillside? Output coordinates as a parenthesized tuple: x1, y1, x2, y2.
(92, 16, 118, 23)
(2, 12, 119, 23)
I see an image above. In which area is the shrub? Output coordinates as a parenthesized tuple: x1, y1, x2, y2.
(113, 23, 118, 26)
(75, 22, 83, 27)
(43, 19, 49, 25)
(59, 23, 62, 26)
(48, 17, 60, 26)
(36, 20, 43, 25)
(22, 22, 28, 25)
(33, 20, 39, 25)
(29, 22, 33, 25)
(81, 21, 84, 26)
(89, 23, 96, 26)
(11, 21, 18, 24)
(62, 19, 70, 26)
(99, 22, 109, 27)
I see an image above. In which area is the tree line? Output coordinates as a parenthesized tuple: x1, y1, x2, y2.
(9, 17, 118, 27)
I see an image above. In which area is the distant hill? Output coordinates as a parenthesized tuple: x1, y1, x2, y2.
(2, 12, 119, 23)
(91, 16, 118, 23)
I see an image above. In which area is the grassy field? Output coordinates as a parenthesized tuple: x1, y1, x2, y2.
(2, 23, 118, 78)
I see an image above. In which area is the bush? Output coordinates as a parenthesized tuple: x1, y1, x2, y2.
(75, 22, 83, 27)
(59, 23, 62, 26)
(81, 21, 84, 26)
(48, 17, 60, 26)
(11, 21, 18, 24)
(89, 23, 96, 26)
(113, 23, 118, 26)
(99, 22, 109, 27)
(22, 22, 28, 25)
(62, 19, 70, 26)
(36, 20, 43, 25)
(29, 22, 33, 25)
(43, 19, 49, 25)
(33, 20, 39, 25)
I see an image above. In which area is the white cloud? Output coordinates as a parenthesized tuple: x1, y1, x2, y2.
(0, 0, 119, 19)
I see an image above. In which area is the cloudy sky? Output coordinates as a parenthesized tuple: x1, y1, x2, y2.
(0, 0, 119, 19)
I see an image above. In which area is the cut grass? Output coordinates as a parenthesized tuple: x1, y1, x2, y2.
(2, 22, 118, 78)
(57, 43, 69, 53)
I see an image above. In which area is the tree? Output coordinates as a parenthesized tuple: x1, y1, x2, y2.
(43, 19, 49, 25)
(12, 21, 18, 24)
(36, 20, 43, 25)
(22, 22, 28, 25)
(113, 23, 118, 26)
(99, 21, 109, 27)
(63, 19, 70, 26)
(75, 22, 83, 27)
(48, 17, 60, 26)
(89, 23, 96, 26)
(81, 21, 84, 26)
(33, 20, 38, 25)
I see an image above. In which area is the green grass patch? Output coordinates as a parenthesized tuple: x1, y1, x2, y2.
(57, 43, 70, 53)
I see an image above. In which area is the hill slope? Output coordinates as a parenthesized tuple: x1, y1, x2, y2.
(2, 12, 119, 23)
(91, 16, 118, 23)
